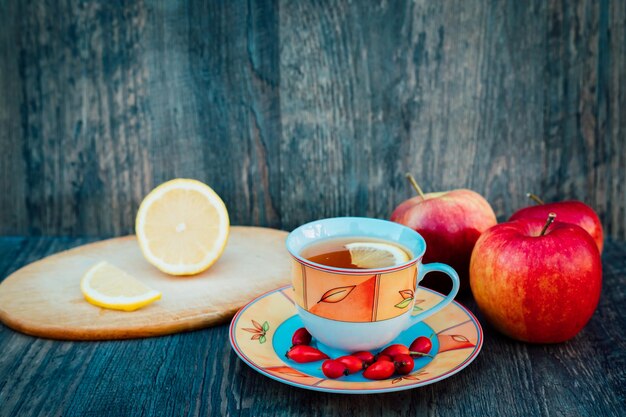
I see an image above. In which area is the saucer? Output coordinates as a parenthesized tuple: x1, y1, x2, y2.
(229, 285, 482, 394)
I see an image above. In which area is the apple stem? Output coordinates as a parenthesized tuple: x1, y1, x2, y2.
(527, 193, 545, 205)
(540, 212, 557, 236)
(405, 173, 426, 200)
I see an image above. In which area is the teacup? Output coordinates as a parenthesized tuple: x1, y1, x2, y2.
(286, 217, 460, 351)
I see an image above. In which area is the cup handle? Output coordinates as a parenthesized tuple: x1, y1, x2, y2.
(407, 263, 460, 328)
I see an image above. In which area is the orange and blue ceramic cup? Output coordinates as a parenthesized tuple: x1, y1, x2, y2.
(286, 217, 460, 351)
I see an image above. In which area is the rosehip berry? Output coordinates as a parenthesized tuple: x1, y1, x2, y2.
(322, 359, 349, 379)
(409, 336, 432, 355)
(375, 354, 393, 362)
(394, 353, 415, 375)
(336, 355, 364, 374)
(351, 351, 375, 365)
(380, 344, 410, 359)
(285, 345, 329, 363)
(363, 360, 395, 380)
(291, 327, 312, 346)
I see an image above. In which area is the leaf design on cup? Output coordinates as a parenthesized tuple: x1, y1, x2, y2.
(394, 298, 413, 309)
(317, 285, 356, 304)
(395, 289, 414, 309)
(399, 289, 414, 300)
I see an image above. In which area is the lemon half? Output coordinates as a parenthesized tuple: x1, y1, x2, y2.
(135, 179, 230, 275)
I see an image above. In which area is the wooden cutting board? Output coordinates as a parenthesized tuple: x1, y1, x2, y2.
(0, 226, 291, 340)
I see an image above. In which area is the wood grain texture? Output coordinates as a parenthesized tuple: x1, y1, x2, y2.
(0, 227, 290, 340)
(0, 0, 624, 237)
(0, 0, 281, 236)
(544, 0, 626, 241)
(0, 0, 626, 239)
(0, 236, 624, 416)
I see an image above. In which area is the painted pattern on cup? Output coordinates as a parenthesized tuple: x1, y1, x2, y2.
(291, 258, 419, 323)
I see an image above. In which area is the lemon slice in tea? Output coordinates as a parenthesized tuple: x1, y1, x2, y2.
(345, 242, 410, 269)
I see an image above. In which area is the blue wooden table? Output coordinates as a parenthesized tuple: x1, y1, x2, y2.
(0, 236, 623, 416)
(0, 0, 624, 415)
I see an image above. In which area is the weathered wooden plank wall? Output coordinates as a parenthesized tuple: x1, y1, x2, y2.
(0, 0, 624, 238)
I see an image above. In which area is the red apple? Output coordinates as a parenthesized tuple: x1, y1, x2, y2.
(470, 214, 602, 343)
(391, 175, 497, 293)
(509, 194, 603, 253)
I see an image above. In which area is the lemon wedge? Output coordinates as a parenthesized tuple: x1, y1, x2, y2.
(81, 262, 161, 311)
(135, 179, 230, 275)
(345, 242, 410, 269)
